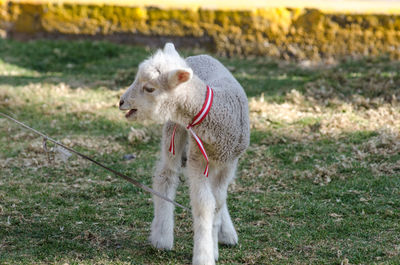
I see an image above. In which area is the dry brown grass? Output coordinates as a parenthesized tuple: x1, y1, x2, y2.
(250, 89, 400, 140)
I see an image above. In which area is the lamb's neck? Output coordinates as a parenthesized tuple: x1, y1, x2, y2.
(170, 76, 208, 126)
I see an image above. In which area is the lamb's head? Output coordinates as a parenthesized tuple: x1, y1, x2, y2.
(119, 43, 193, 123)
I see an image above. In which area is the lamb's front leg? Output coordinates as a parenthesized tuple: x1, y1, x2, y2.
(150, 122, 187, 250)
(150, 168, 179, 250)
(189, 168, 216, 265)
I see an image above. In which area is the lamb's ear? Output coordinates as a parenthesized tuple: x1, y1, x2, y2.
(163, 43, 179, 57)
(167, 68, 193, 89)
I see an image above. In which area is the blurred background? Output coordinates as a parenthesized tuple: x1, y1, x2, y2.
(1, 0, 400, 61)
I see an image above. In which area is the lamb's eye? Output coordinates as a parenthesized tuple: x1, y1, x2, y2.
(143, 86, 155, 93)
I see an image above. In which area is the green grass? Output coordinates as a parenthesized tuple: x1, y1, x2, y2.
(1, 38, 400, 264)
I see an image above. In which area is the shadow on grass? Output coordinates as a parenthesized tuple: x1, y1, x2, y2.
(0, 39, 121, 73)
(0, 38, 148, 89)
(0, 75, 49, 86)
(0, 38, 314, 100)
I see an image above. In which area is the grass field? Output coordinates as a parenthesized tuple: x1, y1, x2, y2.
(0, 39, 399, 264)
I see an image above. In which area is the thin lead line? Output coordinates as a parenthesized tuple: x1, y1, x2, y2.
(0, 112, 190, 212)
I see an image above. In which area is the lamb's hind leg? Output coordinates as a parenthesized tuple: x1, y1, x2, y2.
(149, 121, 187, 250)
(209, 160, 239, 261)
(218, 201, 238, 245)
(214, 160, 238, 247)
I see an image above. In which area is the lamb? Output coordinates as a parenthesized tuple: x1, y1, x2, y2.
(119, 43, 250, 265)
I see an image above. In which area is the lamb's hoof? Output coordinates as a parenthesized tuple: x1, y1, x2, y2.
(218, 227, 238, 246)
(193, 254, 216, 265)
(149, 234, 173, 250)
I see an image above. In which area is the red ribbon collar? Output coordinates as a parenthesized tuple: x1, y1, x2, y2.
(169, 85, 214, 177)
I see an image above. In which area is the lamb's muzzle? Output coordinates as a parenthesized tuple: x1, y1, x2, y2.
(118, 98, 131, 111)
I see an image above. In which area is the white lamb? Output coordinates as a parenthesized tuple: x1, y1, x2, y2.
(119, 43, 250, 265)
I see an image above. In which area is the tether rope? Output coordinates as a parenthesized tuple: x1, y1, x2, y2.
(0, 111, 190, 212)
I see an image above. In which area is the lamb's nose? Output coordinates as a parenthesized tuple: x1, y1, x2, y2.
(119, 99, 124, 108)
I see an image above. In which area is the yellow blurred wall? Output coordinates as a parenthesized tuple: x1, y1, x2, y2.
(5, 0, 400, 14)
(1, 0, 400, 60)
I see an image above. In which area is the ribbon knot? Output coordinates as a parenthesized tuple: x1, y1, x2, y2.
(169, 85, 214, 177)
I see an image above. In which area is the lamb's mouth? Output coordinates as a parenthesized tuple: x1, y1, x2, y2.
(125, 109, 137, 118)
